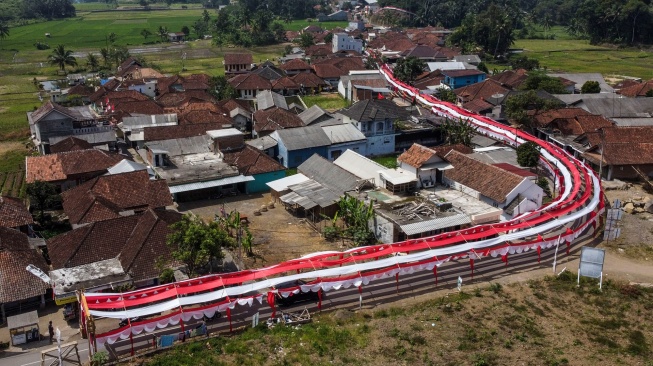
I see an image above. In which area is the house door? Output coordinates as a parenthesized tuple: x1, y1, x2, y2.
(436, 169, 443, 184)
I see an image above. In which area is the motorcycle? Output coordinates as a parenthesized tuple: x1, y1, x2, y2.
(119, 317, 142, 327)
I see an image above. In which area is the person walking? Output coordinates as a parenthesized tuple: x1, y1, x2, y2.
(48, 321, 54, 343)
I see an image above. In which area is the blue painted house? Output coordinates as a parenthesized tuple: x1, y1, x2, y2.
(270, 127, 331, 168)
(223, 145, 286, 193)
(442, 69, 487, 90)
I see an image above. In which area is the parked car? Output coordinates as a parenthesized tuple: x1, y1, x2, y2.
(273, 279, 320, 306)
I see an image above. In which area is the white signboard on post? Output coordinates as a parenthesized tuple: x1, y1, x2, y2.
(457, 276, 463, 292)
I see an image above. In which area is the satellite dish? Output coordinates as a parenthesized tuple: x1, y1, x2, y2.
(491, 93, 505, 99)
(26, 264, 51, 283)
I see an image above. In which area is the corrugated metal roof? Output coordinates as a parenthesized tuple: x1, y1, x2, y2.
(107, 159, 154, 176)
(146, 135, 211, 156)
(280, 191, 318, 210)
(207, 128, 242, 139)
(49, 130, 116, 145)
(275, 126, 332, 151)
(299, 105, 329, 124)
(322, 124, 366, 144)
(246, 135, 278, 151)
(400, 213, 471, 235)
(257, 90, 288, 111)
(298, 154, 360, 193)
(266, 173, 309, 192)
(379, 168, 417, 185)
(288, 179, 340, 207)
(169, 175, 254, 193)
(333, 149, 386, 185)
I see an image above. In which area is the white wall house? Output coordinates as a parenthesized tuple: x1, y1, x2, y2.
(332, 33, 363, 54)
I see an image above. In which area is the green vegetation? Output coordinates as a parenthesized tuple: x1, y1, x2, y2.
(393, 56, 426, 85)
(302, 93, 349, 112)
(516, 142, 541, 169)
(440, 118, 478, 147)
(142, 273, 653, 365)
(372, 155, 399, 169)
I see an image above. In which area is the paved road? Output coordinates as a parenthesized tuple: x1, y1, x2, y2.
(2, 226, 591, 365)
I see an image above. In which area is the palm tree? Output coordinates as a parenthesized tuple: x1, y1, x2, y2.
(100, 47, 110, 68)
(140, 28, 152, 40)
(158, 26, 169, 42)
(86, 52, 99, 71)
(48, 45, 77, 72)
(440, 117, 478, 147)
(0, 22, 9, 49)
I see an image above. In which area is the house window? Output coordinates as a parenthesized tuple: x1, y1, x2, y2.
(331, 150, 342, 159)
(375, 121, 384, 133)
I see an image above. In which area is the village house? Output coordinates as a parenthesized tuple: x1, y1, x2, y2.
(0, 228, 50, 323)
(442, 69, 487, 90)
(397, 144, 473, 189)
(26, 149, 125, 191)
(581, 126, 653, 181)
(27, 101, 113, 154)
(0, 196, 34, 235)
(222, 145, 286, 193)
(167, 32, 186, 42)
(228, 73, 272, 99)
(47, 208, 182, 289)
(142, 132, 254, 201)
(60, 170, 173, 227)
(332, 33, 363, 54)
(252, 106, 305, 138)
(224, 53, 254, 76)
(442, 150, 544, 215)
(338, 99, 406, 156)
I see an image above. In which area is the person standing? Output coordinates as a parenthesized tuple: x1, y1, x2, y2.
(48, 321, 54, 343)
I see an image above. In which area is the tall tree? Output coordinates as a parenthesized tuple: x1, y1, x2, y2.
(99, 47, 110, 67)
(581, 80, 601, 94)
(0, 22, 9, 49)
(516, 141, 541, 169)
(140, 28, 152, 40)
(166, 214, 234, 277)
(86, 52, 99, 71)
(393, 56, 426, 85)
(298, 32, 314, 48)
(47, 44, 77, 72)
(158, 26, 169, 42)
(440, 117, 478, 147)
(26, 181, 58, 221)
(504, 90, 560, 130)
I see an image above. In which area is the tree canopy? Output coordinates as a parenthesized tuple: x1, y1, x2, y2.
(516, 141, 541, 168)
(581, 80, 601, 94)
(520, 73, 568, 94)
(504, 90, 561, 130)
(47, 44, 77, 72)
(393, 57, 426, 85)
(440, 117, 478, 147)
(166, 214, 234, 278)
(26, 180, 58, 221)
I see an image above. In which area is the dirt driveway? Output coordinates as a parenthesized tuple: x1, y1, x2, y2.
(177, 193, 338, 268)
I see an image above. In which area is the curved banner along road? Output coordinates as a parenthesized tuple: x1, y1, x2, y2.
(80, 59, 604, 359)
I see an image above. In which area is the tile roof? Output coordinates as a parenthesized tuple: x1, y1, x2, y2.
(224, 53, 253, 65)
(400, 45, 440, 58)
(251, 63, 286, 81)
(143, 122, 225, 142)
(112, 100, 164, 116)
(304, 44, 333, 57)
(618, 80, 653, 97)
(430, 144, 474, 158)
(532, 108, 593, 128)
(413, 70, 444, 90)
(49, 136, 93, 154)
(0, 228, 50, 303)
(30, 101, 78, 123)
(454, 79, 511, 103)
(492, 163, 537, 178)
(442, 69, 486, 78)
(339, 99, 408, 122)
(217, 98, 253, 113)
(398, 144, 436, 168)
(291, 72, 329, 88)
(61, 170, 172, 225)
(463, 99, 494, 114)
(313, 57, 365, 74)
(228, 73, 272, 90)
(156, 90, 217, 108)
(312, 64, 345, 79)
(47, 209, 181, 281)
(0, 196, 33, 228)
(443, 150, 525, 203)
(279, 58, 311, 71)
(222, 145, 285, 175)
(368, 32, 415, 52)
(67, 84, 94, 96)
(253, 107, 305, 135)
(490, 69, 529, 89)
(26, 149, 125, 184)
(271, 76, 300, 90)
(104, 90, 151, 104)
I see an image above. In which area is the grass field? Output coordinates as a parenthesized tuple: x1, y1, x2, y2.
(302, 93, 349, 111)
(140, 273, 653, 366)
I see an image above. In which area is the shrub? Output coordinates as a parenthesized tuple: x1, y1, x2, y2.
(322, 225, 339, 241)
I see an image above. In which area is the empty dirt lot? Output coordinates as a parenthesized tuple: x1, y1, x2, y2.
(177, 193, 338, 268)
